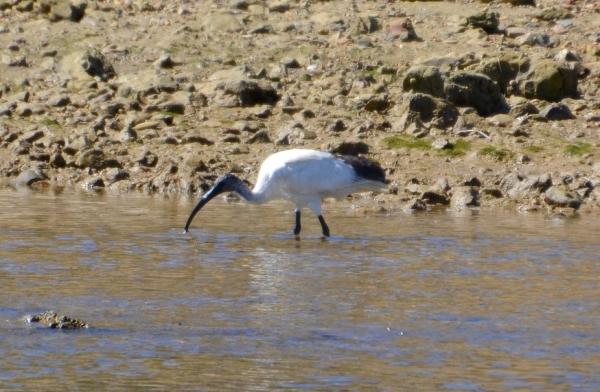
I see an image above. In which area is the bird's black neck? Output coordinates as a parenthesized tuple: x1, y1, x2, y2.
(209, 174, 255, 202)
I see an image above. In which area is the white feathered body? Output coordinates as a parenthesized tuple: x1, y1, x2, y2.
(249, 149, 387, 215)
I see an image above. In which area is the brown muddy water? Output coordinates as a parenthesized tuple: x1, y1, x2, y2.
(1, 187, 600, 391)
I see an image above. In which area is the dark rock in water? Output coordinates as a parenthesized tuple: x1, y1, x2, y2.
(544, 186, 582, 209)
(421, 189, 450, 205)
(24, 310, 89, 329)
(540, 103, 576, 121)
(11, 169, 47, 187)
(404, 198, 427, 211)
(451, 186, 480, 208)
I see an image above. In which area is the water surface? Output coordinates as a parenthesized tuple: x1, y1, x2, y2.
(1, 187, 599, 390)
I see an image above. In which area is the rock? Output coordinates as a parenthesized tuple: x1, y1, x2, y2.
(20, 130, 44, 143)
(432, 138, 451, 149)
(451, 186, 479, 208)
(512, 60, 578, 102)
(508, 97, 539, 117)
(386, 18, 419, 41)
(540, 102, 576, 120)
(82, 176, 105, 189)
(48, 94, 70, 107)
(443, 72, 508, 116)
(245, 130, 271, 144)
(505, 27, 528, 38)
(516, 33, 553, 47)
(470, 54, 530, 94)
(224, 144, 250, 155)
(544, 186, 582, 209)
(211, 80, 279, 107)
(24, 310, 89, 329)
(535, 7, 574, 21)
(461, 10, 500, 32)
(403, 66, 507, 115)
(395, 93, 459, 130)
(11, 169, 47, 187)
(329, 141, 369, 155)
(154, 55, 176, 68)
(421, 189, 449, 205)
(48, 0, 87, 22)
(499, 173, 552, 198)
(182, 134, 215, 145)
(404, 198, 428, 211)
(402, 65, 445, 97)
(60, 49, 116, 88)
(49, 153, 67, 168)
(269, 1, 290, 13)
(204, 12, 244, 35)
(75, 149, 116, 170)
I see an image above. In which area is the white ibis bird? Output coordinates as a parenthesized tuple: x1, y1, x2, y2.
(183, 149, 387, 237)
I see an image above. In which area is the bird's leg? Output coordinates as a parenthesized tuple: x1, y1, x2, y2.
(318, 215, 330, 237)
(293, 210, 301, 235)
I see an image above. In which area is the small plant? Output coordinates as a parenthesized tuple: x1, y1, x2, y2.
(441, 139, 471, 157)
(480, 146, 508, 161)
(383, 136, 431, 150)
(564, 142, 592, 156)
(523, 145, 543, 153)
(159, 111, 182, 118)
(39, 119, 61, 128)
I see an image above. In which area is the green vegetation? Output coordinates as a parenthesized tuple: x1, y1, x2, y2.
(522, 145, 543, 153)
(564, 142, 593, 156)
(163, 46, 182, 54)
(383, 135, 431, 150)
(39, 119, 61, 129)
(179, 121, 191, 130)
(440, 139, 471, 157)
(159, 111, 182, 118)
(480, 146, 509, 161)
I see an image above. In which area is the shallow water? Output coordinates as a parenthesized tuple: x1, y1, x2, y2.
(1, 187, 600, 390)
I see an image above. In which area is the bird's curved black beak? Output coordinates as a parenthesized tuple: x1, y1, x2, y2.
(183, 186, 221, 234)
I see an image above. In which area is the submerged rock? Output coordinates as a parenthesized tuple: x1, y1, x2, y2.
(24, 310, 90, 329)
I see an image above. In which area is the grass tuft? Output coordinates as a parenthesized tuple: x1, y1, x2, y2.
(564, 142, 593, 156)
(522, 145, 543, 153)
(441, 139, 471, 157)
(480, 146, 509, 161)
(383, 136, 430, 150)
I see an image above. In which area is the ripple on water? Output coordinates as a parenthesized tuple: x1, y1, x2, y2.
(1, 189, 600, 390)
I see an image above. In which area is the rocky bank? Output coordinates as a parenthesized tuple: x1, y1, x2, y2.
(1, 0, 599, 214)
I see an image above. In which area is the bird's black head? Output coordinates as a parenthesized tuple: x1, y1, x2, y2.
(183, 174, 251, 233)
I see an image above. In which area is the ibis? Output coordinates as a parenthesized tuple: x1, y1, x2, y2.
(183, 149, 387, 237)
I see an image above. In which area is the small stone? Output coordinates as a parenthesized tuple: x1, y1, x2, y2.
(432, 138, 451, 150)
(245, 130, 271, 144)
(544, 186, 582, 209)
(12, 169, 47, 187)
(451, 186, 479, 208)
